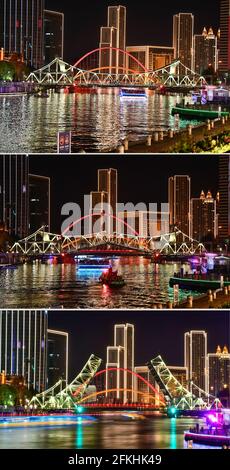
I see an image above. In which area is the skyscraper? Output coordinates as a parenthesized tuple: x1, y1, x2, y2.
(168, 175, 191, 237)
(106, 324, 134, 403)
(90, 191, 108, 234)
(193, 28, 218, 74)
(207, 346, 230, 396)
(44, 10, 64, 64)
(0, 0, 45, 69)
(219, 0, 230, 72)
(98, 169, 118, 234)
(218, 156, 230, 240)
(0, 155, 29, 238)
(184, 330, 208, 392)
(99, 5, 126, 74)
(29, 174, 50, 233)
(173, 13, 194, 70)
(191, 191, 218, 241)
(106, 345, 125, 402)
(126, 45, 174, 72)
(0, 310, 48, 392)
(47, 329, 68, 388)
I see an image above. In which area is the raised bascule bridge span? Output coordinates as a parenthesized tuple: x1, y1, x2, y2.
(10, 225, 206, 259)
(26, 49, 206, 88)
(29, 355, 222, 414)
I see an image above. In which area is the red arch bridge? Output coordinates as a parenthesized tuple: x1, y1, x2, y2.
(26, 49, 206, 88)
(29, 354, 222, 412)
(10, 226, 206, 258)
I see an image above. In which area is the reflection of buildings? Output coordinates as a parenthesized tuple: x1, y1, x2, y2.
(29, 174, 50, 233)
(207, 346, 230, 397)
(126, 46, 174, 72)
(0, 310, 48, 392)
(193, 28, 218, 74)
(168, 175, 191, 237)
(184, 330, 207, 393)
(0, 0, 44, 68)
(0, 155, 29, 238)
(106, 324, 134, 403)
(191, 191, 218, 241)
(47, 329, 68, 388)
(173, 13, 194, 69)
(218, 156, 230, 240)
(44, 10, 64, 63)
(219, 0, 230, 72)
(99, 5, 126, 74)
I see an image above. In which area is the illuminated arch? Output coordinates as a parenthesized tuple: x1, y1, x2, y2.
(73, 367, 165, 405)
(78, 389, 165, 406)
(62, 213, 140, 238)
(86, 66, 147, 75)
(74, 47, 148, 72)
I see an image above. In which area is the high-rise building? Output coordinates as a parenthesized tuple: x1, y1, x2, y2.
(106, 345, 125, 402)
(0, 0, 45, 69)
(218, 156, 230, 240)
(191, 191, 218, 241)
(98, 169, 118, 234)
(106, 324, 134, 403)
(173, 13, 194, 70)
(117, 210, 169, 238)
(207, 346, 230, 396)
(168, 175, 191, 237)
(0, 155, 29, 238)
(44, 10, 64, 64)
(134, 366, 157, 404)
(99, 5, 126, 74)
(47, 329, 68, 388)
(126, 46, 174, 72)
(29, 174, 50, 233)
(184, 330, 208, 392)
(0, 310, 48, 392)
(193, 28, 218, 74)
(219, 0, 230, 72)
(90, 191, 108, 234)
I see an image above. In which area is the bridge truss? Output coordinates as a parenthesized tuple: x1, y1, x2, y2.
(147, 356, 221, 411)
(26, 57, 206, 88)
(10, 227, 206, 257)
(29, 354, 102, 410)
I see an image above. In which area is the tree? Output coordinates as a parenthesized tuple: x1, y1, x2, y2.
(0, 61, 15, 81)
(0, 385, 17, 406)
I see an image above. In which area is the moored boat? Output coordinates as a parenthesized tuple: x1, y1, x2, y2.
(171, 105, 229, 120)
(169, 275, 230, 291)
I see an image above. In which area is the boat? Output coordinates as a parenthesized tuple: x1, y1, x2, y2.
(169, 275, 230, 291)
(184, 410, 230, 448)
(120, 88, 147, 98)
(76, 257, 112, 270)
(171, 104, 229, 120)
(99, 268, 126, 288)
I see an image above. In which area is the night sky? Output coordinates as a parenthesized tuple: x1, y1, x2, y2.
(48, 310, 230, 381)
(45, 0, 220, 63)
(29, 155, 219, 233)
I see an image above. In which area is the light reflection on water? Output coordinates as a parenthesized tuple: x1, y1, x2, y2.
(0, 91, 198, 153)
(0, 415, 214, 450)
(0, 258, 200, 309)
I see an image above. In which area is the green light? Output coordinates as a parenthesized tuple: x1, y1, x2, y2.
(76, 406, 84, 413)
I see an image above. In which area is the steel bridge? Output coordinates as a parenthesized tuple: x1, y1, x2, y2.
(10, 226, 206, 257)
(29, 354, 221, 412)
(148, 356, 222, 411)
(26, 54, 206, 88)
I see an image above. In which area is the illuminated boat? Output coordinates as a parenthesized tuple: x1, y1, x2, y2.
(184, 410, 230, 447)
(76, 256, 112, 271)
(99, 268, 126, 288)
(120, 88, 147, 98)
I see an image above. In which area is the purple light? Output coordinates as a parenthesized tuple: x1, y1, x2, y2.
(207, 414, 218, 423)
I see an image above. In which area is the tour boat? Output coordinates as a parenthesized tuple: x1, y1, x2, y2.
(120, 88, 147, 99)
(76, 257, 112, 271)
(99, 268, 126, 288)
(184, 410, 230, 448)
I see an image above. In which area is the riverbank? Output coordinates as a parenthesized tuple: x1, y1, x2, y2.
(114, 115, 230, 154)
(155, 286, 230, 309)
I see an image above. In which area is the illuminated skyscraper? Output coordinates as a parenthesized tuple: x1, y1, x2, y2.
(219, 0, 230, 72)
(0, 0, 45, 68)
(44, 10, 64, 64)
(98, 169, 118, 234)
(0, 155, 29, 238)
(47, 329, 69, 388)
(99, 27, 117, 74)
(0, 310, 48, 392)
(193, 28, 218, 74)
(99, 5, 126, 74)
(168, 175, 191, 237)
(191, 191, 218, 241)
(207, 346, 230, 396)
(90, 191, 108, 233)
(184, 330, 208, 392)
(106, 324, 134, 403)
(218, 156, 230, 240)
(126, 45, 174, 72)
(173, 13, 194, 69)
(29, 174, 50, 233)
